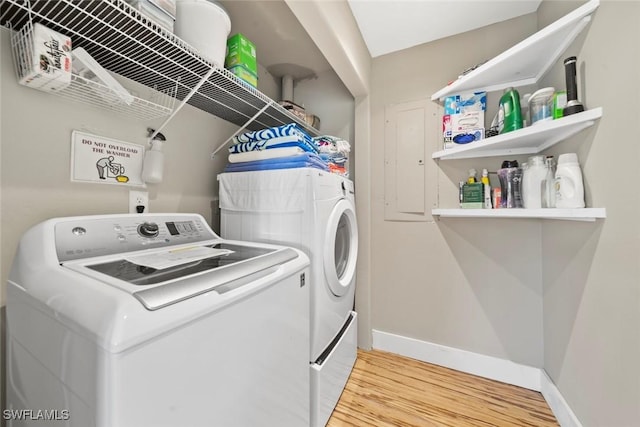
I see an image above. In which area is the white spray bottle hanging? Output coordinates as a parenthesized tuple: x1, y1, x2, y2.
(142, 128, 166, 184)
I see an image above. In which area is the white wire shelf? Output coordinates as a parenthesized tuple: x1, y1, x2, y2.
(10, 16, 175, 121)
(0, 0, 320, 134)
(50, 74, 175, 121)
(432, 208, 606, 222)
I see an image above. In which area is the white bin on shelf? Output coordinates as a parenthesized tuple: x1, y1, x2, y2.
(174, 0, 231, 67)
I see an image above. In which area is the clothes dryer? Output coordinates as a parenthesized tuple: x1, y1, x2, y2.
(218, 168, 358, 427)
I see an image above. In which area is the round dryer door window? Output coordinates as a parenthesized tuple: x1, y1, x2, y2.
(323, 198, 358, 297)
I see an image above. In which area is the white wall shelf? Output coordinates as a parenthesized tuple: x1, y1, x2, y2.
(431, 0, 600, 101)
(430, 1, 604, 222)
(432, 107, 602, 160)
(432, 208, 606, 222)
(0, 0, 319, 135)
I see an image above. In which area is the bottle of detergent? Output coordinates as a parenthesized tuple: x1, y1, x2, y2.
(555, 153, 585, 208)
(522, 155, 547, 208)
(498, 88, 523, 134)
(497, 160, 523, 208)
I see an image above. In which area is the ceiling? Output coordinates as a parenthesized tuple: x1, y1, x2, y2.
(347, 0, 542, 58)
(219, 1, 542, 79)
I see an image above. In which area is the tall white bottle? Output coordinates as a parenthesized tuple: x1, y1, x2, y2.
(542, 156, 556, 208)
(522, 155, 547, 208)
(555, 153, 585, 208)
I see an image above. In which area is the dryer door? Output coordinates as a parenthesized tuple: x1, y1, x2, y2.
(323, 198, 358, 297)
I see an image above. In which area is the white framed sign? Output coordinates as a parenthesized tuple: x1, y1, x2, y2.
(71, 131, 145, 187)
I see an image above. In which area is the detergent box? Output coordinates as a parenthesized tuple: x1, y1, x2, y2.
(18, 23, 72, 92)
(225, 33, 257, 75)
(443, 92, 486, 149)
(228, 64, 258, 88)
(443, 111, 485, 149)
(444, 91, 486, 114)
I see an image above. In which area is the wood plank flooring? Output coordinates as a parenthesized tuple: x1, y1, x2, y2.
(327, 350, 559, 427)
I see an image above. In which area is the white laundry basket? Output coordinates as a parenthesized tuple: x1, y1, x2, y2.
(174, 0, 231, 67)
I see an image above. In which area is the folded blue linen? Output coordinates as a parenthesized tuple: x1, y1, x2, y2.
(234, 123, 314, 146)
(229, 134, 318, 154)
(224, 152, 329, 173)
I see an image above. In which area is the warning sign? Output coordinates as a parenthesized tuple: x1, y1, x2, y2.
(71, 130, 145, 186)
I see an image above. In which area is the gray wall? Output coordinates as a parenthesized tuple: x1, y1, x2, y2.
(370, 13, 544, 367)
(538, 1, 640, 425)
(0, 27, 238, 304)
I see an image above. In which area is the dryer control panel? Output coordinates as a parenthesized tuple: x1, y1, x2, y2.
(55, 214, 218, 262)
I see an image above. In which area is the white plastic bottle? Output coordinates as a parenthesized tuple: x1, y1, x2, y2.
(522, 155, 546, 208)
(142, 138, 164, 184)
(481, 168, 492, 209)
(554, 153, 585, 208)
(542, 156, 556, 208)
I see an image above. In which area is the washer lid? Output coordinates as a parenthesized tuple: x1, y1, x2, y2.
(73, 243, 299, 310)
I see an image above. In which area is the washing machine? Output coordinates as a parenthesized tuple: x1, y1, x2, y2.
(6, 213, 310, 427)
(218, 168, 358, 427)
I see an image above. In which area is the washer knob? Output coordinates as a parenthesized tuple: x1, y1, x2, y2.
(138, 222, 159, 238)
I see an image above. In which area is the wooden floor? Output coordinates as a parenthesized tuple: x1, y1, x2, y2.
(327, 350, 559, 427)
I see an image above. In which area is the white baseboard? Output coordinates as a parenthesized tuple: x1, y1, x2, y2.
(540, 370, 582, 427)
(371, 330, 582, 427)
(372, 329, 541, 390)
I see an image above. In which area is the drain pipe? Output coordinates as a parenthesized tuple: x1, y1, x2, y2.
(282, 74, 294, 101)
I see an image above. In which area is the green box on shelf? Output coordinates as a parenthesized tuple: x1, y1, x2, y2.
(225, 33, 257, 75)
(462, 183, 484, 204)
(229, 64, 258, 88)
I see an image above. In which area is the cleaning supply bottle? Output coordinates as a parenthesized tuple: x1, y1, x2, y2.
(522, 155, 547, 208)
(142, 129, 166, 184)
(497, 160, 521, 208)
(521, 93, 531, 127)
(555, 153, 585, 208)
(481, 168, 492, 209)
(467, 168, 477, 184)
(498, 87, 523, 134)
(542, 156, 556, 208)
(513, 165, 524, 208)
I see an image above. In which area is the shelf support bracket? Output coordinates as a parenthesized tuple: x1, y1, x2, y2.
(210, 100, 275, 159)
(149, 66, 217, 142)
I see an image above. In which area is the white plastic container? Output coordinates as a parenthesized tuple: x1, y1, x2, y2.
(529, 87, 555, 125)
(142, 139, 164, 183)
(522, 155, 547, 208)
(174, 0, 230, 67)
(555, 153, 585, 208)
(542, 156, 556, 208)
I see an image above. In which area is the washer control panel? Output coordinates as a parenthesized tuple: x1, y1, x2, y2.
(55, 214, 217, 262)
(137, 222, 160, 238)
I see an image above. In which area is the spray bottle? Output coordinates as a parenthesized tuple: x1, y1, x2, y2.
(142, 128, 166, 184)
(481, 169, 492, 209)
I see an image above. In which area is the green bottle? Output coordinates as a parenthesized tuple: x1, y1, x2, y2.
(498, 88, 523, 134)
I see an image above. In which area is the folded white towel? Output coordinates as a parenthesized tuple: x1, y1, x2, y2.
(228, 146, 305, 163)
